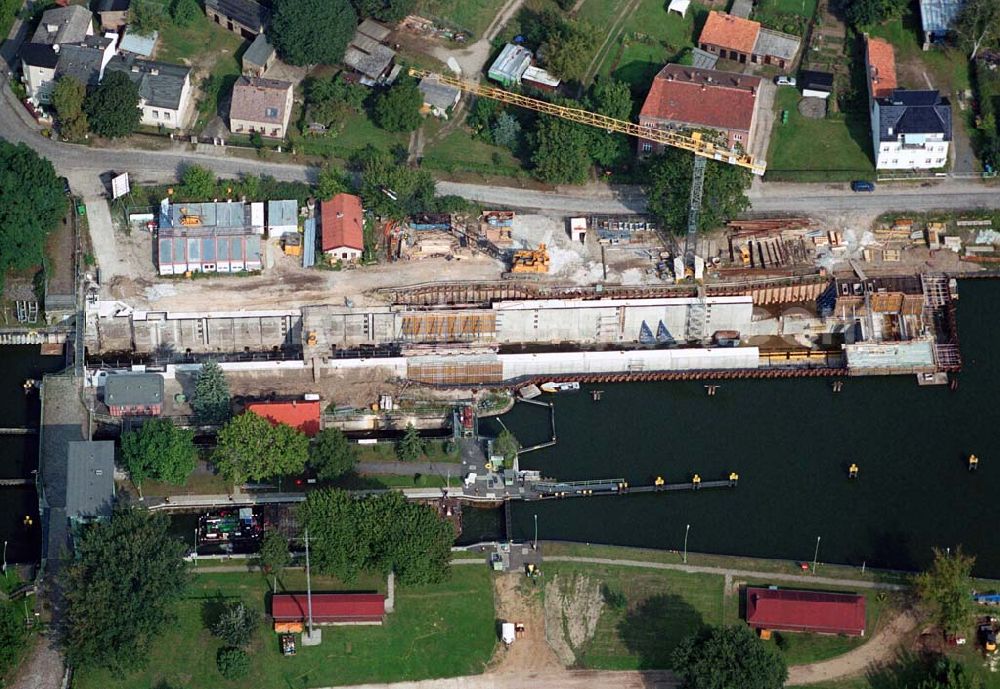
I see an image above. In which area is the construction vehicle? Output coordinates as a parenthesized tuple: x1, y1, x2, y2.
(510, 243, 550, 273)
(179, 208, 201, 226)
(979, 618, 997, 653)
(407, 70, 766, 281)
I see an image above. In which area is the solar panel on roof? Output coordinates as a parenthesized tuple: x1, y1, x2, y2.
(202, 237, 216, 261)
(218, 238, 230, 260)
(159, 238, 172, 263)
(188, 237, 200, 261)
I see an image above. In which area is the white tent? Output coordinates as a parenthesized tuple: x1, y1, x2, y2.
(668, 0, 690, 16)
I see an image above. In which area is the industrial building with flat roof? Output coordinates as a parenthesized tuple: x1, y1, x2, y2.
(157, 200, 263, 275)
(488, 44, 532, 86)
(746, 587, 866, 636)
(66, 441, 115, 522)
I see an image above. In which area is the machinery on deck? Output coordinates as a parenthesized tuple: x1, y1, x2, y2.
(510, 243, 550, 273)
(407, 69, 767, 277)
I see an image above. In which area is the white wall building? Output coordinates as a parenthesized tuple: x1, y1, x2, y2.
(871, 91, 951, 170)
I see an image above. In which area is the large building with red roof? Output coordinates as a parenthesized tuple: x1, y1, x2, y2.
(697, 11, 800, 71)
(320, 193, 364, 262)
(745, 587, 866, 636)
(638, 64, 761, 154)
(246, 400, 321, 436)
(271, 593, 386, 625)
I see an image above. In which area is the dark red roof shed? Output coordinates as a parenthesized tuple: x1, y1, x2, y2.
(271, 593, 386, 623)
(745, 587, 866, 636)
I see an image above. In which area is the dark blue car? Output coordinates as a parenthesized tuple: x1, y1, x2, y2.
(850, 180, 875, 192)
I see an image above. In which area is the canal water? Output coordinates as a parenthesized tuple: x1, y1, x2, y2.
(486, 280, 1000, 577)
(0, 346, 65, 563)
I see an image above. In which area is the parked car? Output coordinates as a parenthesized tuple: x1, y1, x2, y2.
(775, 76, 797, 87)
(60, 177, 71, 195)
(850, 180, 875, 192)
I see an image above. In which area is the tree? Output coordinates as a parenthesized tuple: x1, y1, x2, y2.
(467, 97, 501, 142)
(216, 647, 250, 680)
(310, 427, 358, 480)
(354, 146, 436, 219)
(269, 0, 357, 66)
(129, 0, 167, 34)
(169, 0, 201, 26)
(915, 658, 983, 689)
(0, 142, 66, 285)
(350, 0, 415, 23)
(257, 530, 291, 592)
(915, 546, 976, 636)
(61, 507, 189, 672)
(843, 0, 908, 27)
(671, 624, 787, 689)
(491, 112, 522, 150)
(532, 115, 593, 184)
(588, 78, 632, 167)
(540, 21, 598, 82)
(85, 71, 141, 139)
(954, 0, 1000, 60)
(214, 413, 310, 483)
(316, 163, 349, 200)
(396, 423, 424, 462)
(644, 149, 752, 233)
(372, 77, 423, 132)
(180, 165, 217, 201)
(493, 429, 519, 463)
(121, 418, 197, 492)
(51, 76, 88, 141)
(191, 360, 230, 425)
(0, 604, 26, 678)
(304, 74, 367, 129)
(212, 601, 258, 648)
(299, 489, 453, 585)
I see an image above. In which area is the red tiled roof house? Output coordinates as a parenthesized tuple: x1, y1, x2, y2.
(271, 593, 386, 625)
(320, 193, 364, 262)
(864, 35, 897, 100)
(246, 400, 321, 436)
(698, 11, 800, 71)
(746, 587, 866, 636)
(638, 65, 761, 154)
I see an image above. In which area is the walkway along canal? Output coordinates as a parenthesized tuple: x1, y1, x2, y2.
(493, 280, 1000, 577)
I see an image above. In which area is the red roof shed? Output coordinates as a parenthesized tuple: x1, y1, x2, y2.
(746, 587, 866, 636)
(246, 400, 321, 436)
(271, 593, 386, 624)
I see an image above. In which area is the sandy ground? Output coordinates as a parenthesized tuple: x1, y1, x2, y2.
(489, 573, 563, 674)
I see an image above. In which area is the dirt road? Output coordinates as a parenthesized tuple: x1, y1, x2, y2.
(490, 573, 562, 674)
(785, 609, 919, 685)
(311, 671, 677, 689)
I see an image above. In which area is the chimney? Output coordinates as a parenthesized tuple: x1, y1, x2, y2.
(150, 67, 159, 76)
(52, 43, 60, 53)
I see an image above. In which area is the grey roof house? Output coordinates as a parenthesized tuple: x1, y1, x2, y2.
(267, 199, 298, 235)
(229, 75, 293, 138)
(66, 441, 115, 522)
(344, 30, 396, 82)
(872, 89, 952, 169)
(106, 55, 193, 129)
(55, 36, 115, 87)
(104, 372, 164, 416)
(418, 76, 461, 118)
(242, 32, 275, 76)
(96, 0, 130, 30)
(31, 5, 93, 45)
(205, 0, 268, 39)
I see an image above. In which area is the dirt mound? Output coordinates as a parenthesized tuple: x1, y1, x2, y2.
(543, 573, 605, 665)
(491, 573, 562, 674)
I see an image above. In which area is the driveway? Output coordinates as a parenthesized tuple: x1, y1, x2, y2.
(749, 80, 777, 165)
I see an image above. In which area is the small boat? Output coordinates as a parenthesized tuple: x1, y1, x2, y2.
(540, 381, 580, 393)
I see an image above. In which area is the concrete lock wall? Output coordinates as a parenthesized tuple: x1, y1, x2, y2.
(499, 347, 761, 378)
(843, 339, 936, 370)
(492, 297, 753, 344)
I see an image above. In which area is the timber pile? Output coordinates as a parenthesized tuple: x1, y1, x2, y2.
(727, 218, 812, 237)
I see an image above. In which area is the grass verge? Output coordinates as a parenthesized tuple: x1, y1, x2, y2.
(72, 566, 496, 689)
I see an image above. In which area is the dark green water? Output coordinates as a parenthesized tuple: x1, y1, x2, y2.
(0, 346, 65, 563)
(491, 280, 1000, 576)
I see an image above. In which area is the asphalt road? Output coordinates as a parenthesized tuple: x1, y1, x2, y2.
(2, 80, 998, 216)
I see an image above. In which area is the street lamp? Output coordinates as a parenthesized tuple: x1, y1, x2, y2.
(812, 536, 821, 575)
(683, 524, 690, 564)
(2, 540, 7, 576)
(533, 514, 538, 549)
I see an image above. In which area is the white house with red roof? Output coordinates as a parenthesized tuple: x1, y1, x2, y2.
(320, 193, 364, 262)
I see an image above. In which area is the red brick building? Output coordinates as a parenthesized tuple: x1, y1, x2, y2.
(638, 64, 761, 154)
(103, 373, 163, 417)
(246, 400, 321, 436)
(271, 593, 386, 625)
(746, 587, 866, 636)
(698, 11, 800, 71)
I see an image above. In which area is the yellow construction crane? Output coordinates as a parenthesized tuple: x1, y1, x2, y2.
(408, 69, 765, 278)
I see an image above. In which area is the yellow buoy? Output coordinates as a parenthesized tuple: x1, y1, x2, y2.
(692, 474, 702, 489)
(848, 463, 859, 479)
(729, 472, 739, 484)
(969, 454, 979, 471)
(654, 476, 665, 486)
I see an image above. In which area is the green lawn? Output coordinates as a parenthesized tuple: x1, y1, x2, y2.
(542, 559, 901, 670)
(868, 8, 970, 94)
(415, 0, 509, 36)
(766, 88, 875, 182)
(72, 567, 496, 689)
(596, 0, 709, 92)
(293, 111, 410, 159)
(544, 562, 725, 670)
(756, 0, 816, 17)
(422, 127, 524, 177)
(355, 439, 463, 464)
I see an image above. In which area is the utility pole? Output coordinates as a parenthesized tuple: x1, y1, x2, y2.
(533, 514, 538, 549)
(683, 524, 690, 564)
(812, 536, 821, 575)
(302, 527, 321, 645)
(2, 540, 7, 576)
